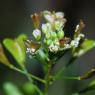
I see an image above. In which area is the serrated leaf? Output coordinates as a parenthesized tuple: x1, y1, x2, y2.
(0, 43, 11, 67)
(74, 39, 95, 57)
(3, 34, 27, 65)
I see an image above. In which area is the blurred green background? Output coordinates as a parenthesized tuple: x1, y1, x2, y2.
(0, 0, 95, 95)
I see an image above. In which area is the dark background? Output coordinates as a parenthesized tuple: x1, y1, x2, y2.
(0, 0, 95, 95)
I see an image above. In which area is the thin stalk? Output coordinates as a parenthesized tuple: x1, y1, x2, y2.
(22, 66, 44, 95)
(63, 76, 80, 80)
(10, 65, 44, 95)
(10, 66, 45, 84)
(44, 61, 52, 95)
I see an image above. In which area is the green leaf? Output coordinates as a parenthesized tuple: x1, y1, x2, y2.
(3, 34, 27, 65)
(74, 39, 95, 57)
(3, 82, 23, 95)
(89, 80, 95, 87)
(76, 79, 95, 94)
(0, 43, 11, 67)
(79, 80, 95, 93)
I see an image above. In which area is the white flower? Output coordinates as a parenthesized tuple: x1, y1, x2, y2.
(33, 29, 41, 40)
(26, 48, 36, 54)
(63, 44, 71, 49)
(49, 44, 59, 53)
(43, 11, 54, 23)
(44, 15, 54, 23)
(70, 39, 79, 48)
(54, 20, 64, 30)
(55, 12, 64, 19)
(42, 23, 52, 34)
(78, 33, 85, 38)
(75, 24, 79, 32)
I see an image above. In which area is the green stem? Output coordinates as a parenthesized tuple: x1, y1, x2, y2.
(44, 61, 52, 95)
(10, 66, 45, 84)
(10, 65, 45, 95)
(63, 76, 80, 80)
(22, 66, 44, 95)
(10, 66, 44, 95)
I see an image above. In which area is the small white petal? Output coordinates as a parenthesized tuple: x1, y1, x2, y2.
(78, 33, 85, 38)
(70, 40, 79, 48)
(26, 48, 36, 54)
(75, 25, 79, 32)
(55, 12, 64, 19)
(54, 20, 64, 30)
(42, 23, 52, 34)
(45, 15, 54, 23)
(63, 44, 71, 50)
(49, 44, 59, 53)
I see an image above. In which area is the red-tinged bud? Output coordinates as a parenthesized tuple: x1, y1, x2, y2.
(59, 37, 71, 47)
(31, 13, 41, 28)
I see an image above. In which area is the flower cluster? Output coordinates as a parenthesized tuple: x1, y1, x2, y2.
(26, 11, 85, 55)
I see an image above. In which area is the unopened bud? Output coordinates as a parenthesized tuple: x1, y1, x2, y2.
(51, 32, 57, 39)
(45, 32, 51, 39)
(42, 23, 51, 34)
(31, 13, 41, 28)
(55, 12, 64, 19)
(43, 11, 54, 23)
(33, 29, 41, 40)
(57, 29, 64, 40)
(54, 20, 64, 31)
(49, 44, 59, 53)
(44, 39, 53, 46)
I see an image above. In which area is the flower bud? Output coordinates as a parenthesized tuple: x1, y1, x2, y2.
(43, 11, 54, 23)
(50, 32, 57, 39)
(42, 23, 51, 34)
(31, 13, 41, 28)
(53, 39, 60, 46)
(54, 20, 64, 31)
(57, 29, 64, 40)
(32, 29, 41, 40)
(70, 39, 79, 48)
(49, 44, 59, 53)
(45, 32, 51, 39)
(55, 12, 64, 19)
(44, 39, 53, 46)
